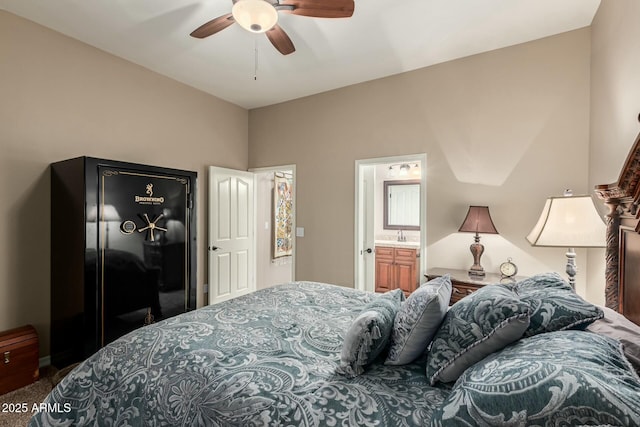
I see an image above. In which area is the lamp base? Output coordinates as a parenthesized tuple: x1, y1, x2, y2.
(468, 235, 486, 277)
(565, 247, 577, 291)
(468, 266, 486, 278)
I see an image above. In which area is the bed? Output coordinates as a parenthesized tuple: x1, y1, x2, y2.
(30, 133, 640, 427)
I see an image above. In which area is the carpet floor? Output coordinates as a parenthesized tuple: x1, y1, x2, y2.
(0, 366, 59, 427)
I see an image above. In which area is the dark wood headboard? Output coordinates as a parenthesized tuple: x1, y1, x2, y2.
(595, 130, 640, 327)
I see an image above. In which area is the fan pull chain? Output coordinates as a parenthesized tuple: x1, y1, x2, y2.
(254, 38, 258, 81)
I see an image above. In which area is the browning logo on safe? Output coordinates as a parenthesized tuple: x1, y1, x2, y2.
(135, 183, 164, 205)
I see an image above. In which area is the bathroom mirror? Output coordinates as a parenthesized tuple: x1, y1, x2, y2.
(383, 180, 420, 230)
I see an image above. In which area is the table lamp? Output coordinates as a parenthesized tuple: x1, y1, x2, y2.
(526, 190, 606, 290)
(458, 206, 499, 277)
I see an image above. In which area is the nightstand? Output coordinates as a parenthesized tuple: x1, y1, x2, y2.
(425, 268, 527, 305)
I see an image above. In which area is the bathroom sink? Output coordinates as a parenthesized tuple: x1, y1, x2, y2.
(374, 240, 420, 248)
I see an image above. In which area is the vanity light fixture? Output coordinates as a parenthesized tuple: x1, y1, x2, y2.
(387, 163, 421, 178)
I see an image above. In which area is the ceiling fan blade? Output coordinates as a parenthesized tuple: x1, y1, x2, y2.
(190, 13, 235, 38)
(278, 0, 354, 18)
(266, 25, 295, 55)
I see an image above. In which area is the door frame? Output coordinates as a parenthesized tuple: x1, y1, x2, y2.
(249, 164, 297, 283)
(354, 154, 427, 292)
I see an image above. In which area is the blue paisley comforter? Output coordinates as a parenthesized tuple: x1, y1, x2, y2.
(29, 281, 640, 426)
(29, 282, 448, 427)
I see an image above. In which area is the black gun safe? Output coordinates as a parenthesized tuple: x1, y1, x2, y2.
(51, 157, 197, 368)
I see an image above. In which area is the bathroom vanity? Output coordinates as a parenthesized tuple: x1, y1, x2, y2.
(374, 242, 420, 295)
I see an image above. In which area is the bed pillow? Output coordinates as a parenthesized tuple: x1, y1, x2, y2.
(336, 289, 404, 378)
(425, 284, 531, 385)
(430, 330, 640, 426)
(385, 275, 452, 365)
(511, 272, 604, 337)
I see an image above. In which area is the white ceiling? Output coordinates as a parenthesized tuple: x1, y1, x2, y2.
(1, 0, 600, 109)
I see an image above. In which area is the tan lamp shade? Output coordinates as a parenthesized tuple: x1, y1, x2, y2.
(458, 206, 499, 234)
(526, 195, 605, 248)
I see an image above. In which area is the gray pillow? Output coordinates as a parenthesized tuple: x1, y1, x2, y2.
(385, 275, 452, 365)
(430, 331, 640, 426)
(510, 272, 603, 337)
(337, 289, 404, 378)
(425, 284, 531, 385)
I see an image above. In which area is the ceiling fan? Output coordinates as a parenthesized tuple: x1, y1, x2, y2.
(190, 0, 355, 55)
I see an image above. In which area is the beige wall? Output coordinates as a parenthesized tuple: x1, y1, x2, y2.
(0, 11, 248, 357)
(249, 29, 593, 292)
(587, 0, 640, 304)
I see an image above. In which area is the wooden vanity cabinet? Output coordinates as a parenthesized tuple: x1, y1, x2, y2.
(374, 247, 395, 293)
(375, 246, 420, 295)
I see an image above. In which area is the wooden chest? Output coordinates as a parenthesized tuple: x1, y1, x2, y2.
(0, 325, 39, 395)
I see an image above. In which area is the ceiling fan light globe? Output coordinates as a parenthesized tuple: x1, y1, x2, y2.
(232, 0, 278, 34)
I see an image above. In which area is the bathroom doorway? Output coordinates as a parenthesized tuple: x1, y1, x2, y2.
(354, 154, 426, 292)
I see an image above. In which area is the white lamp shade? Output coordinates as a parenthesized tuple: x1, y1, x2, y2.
(526, 195, 606, 247)
(232, 0, 278, 33)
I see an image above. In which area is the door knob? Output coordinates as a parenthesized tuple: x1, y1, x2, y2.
(365, 248, 373, 254)
(209, 245, 220, 251)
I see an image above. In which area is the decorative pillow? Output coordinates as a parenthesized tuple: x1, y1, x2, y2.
(385, 275, 452, 365)
(430, 330, 640, 426)
(425, 284, 531, 385)
(337, 289, 404, 378)
(510, 272, 603, 337)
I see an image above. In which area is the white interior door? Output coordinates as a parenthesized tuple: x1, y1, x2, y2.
(363, 166, 376, 291)
(355, 164, 376, 292)
(208, 166, 255, 304)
